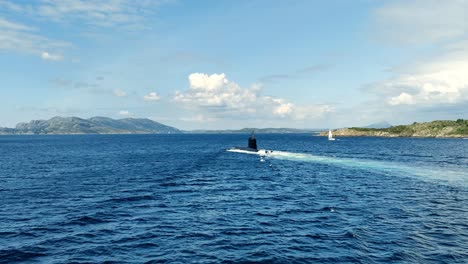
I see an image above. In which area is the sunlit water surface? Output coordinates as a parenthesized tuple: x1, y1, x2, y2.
(0, 134, 467, 263)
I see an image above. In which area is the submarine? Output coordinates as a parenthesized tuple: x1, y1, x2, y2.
(228, 131, 273, 155)
(232, 131, 258, 152)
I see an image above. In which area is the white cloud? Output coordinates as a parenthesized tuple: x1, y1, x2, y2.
(388, 92, 414, 106)
(369, 50, 468, 107)
(373, 0, 468, 45)
(0, 17, 70, 58)
(368, 1, 468, 109)
(0, 17, 35, 31)
(189, 73, 228, 91)
(119, 110, 130, 116)
(175, 73, 332, 120)
(293, 105, 334, 120)
(273, 101, 293, 116)
(41, 51, 63, 61)
(143, 92, 160, 101)
(113, 89, 127, 97)
(1, 0, 170, 28)
(180, 114, 218, 123)
(0, 1, 172, 59)
(0, 1, 26, 13)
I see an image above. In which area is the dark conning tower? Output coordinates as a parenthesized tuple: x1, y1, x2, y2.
(248, 131, 257, 150)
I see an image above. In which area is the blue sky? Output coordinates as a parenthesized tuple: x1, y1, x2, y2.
(0, 0, 467, 129)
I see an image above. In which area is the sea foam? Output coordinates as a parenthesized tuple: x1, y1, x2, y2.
(227, 148, 468, 186)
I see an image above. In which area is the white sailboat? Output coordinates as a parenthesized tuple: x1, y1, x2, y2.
(328, 129, 335, 141)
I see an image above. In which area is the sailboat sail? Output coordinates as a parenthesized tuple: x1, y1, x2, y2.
(328, 129, 335, 141)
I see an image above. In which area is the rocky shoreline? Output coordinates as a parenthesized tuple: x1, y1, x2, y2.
(320, 120, 467, 138)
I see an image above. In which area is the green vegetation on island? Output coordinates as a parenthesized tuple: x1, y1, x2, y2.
(322, 119, 468, 138)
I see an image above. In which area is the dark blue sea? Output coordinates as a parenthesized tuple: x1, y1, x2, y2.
(0, 134, 467, 263)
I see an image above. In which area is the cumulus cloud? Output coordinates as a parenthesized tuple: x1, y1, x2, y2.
(113, 89, 127, 97)
(188, 73, 228, 91)
(388, 92, 414, 106)
(175, 73, 257, 112)
(369, 52, 468, 108)
(272, 99, 293, 116)
(368, 0, 468, 110)
(41, 51, 63, 61)
(175, 73, 332, 120)
(143, 92, 160, 101)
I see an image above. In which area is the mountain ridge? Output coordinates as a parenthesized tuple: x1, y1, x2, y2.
(186, 127, 322, 134)
(1, 116, 180, 134)
(363, 121, 392, 129)
(3, 117, 467, 137)
(0, 117, 325, 134)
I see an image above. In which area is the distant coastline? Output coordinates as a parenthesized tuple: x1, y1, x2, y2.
(186, 128, 322, 134)
(320, 119, 468, 138)
(0, 116, 180, 135)
(0, 116, 321, 135)
(2, 117, 467, 137)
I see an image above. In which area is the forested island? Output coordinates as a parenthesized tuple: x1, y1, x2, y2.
(322, 120, 468, 138)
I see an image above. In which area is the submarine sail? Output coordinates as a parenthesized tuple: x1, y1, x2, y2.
(248, 131, 257, 150)
(231, 131, 259, 152)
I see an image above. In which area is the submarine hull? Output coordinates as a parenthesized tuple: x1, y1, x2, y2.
(232, 146, 259, 152)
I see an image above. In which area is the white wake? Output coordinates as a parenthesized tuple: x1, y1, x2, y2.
(227, 148, 468, 186)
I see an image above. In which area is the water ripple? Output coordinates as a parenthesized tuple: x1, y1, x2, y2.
(0, 134, 467, 263)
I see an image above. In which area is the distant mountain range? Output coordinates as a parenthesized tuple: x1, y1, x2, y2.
(0, 116, 180, 134)
(3, 117, 466, 137)
(188, 127, 322, 134)
(363, 121, 392, 129)
(0, 117, 323, 135)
